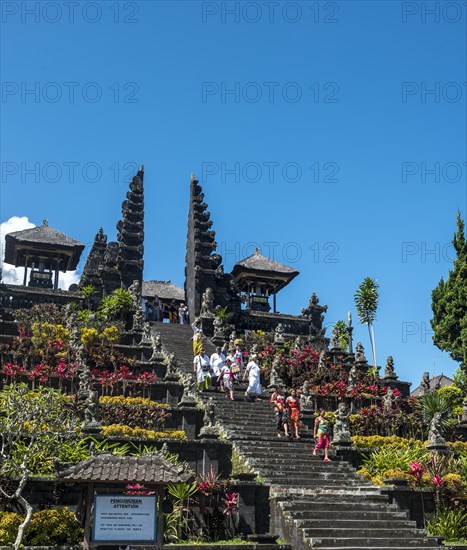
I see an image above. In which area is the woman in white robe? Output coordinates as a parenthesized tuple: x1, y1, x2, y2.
(244, 355, 262, 396)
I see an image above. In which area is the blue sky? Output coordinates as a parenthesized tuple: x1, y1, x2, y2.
(1, 0, 466, 388)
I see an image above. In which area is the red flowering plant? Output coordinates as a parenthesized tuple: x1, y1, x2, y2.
(125, 483, 156, 495)
(193, 466, 238, 541)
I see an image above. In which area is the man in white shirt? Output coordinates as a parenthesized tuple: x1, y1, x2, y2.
(210, 346, 225, 387)
(193, 349, 211, 390)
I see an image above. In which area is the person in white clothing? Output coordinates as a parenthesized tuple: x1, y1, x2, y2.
(193, 349, 211, 390)
(243, 354, 262, 397)
(220, 358, 235, 400)
(210, 346, 225, 388)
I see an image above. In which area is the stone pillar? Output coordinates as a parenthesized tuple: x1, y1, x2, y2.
(180, 406, 200, 440)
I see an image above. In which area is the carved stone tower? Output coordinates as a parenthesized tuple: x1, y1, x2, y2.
(185, 174, 240, 322)
(117, 166, 145, 290)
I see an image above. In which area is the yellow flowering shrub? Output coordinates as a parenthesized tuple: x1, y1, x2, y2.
(443, 473, 463, 488)
(0, 512, 22, 545)
(101, 424, 186, 440)
(25, 508, 83, 546)
(31, 322, 69, 350)
(448, 441, 467, 452)
(352, 435, 425, 450)
(101, 326, 120, 343)
(99, 395, 170, 408)
(81, 327, 100, 345)
(0, 509, 83, 545)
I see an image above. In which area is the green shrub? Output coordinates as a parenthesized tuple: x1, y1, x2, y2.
(358, 446, 429, 485)
(24, 508, 83, 546)
(0, 512, 22, 545)
(426, 506, 467, 541)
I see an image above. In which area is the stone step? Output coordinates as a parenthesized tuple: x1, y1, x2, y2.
(285, 510, 408, 521)
(272, 488, 386, 499)
(295, 519, 416, 530)
(266, 479, 376, 490)
(259, 467, 356, 478)
(306, 537, 441, 548)
(312, 547, 441, 550)
(261, 473, 365, 484)
(277, 496, 393, 509)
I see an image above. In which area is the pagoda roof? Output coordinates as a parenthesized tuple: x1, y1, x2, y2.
(4, 220, 85, 270)
(6, 220, 84, 247)
(57, 453, 192, 485)
(232, 249, 299, 292)
(234, 250, 299, 275)
(143, 280, 185, 302)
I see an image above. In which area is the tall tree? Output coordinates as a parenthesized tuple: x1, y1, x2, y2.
(431, 211, 467, 378)
(0, 384, 79, 550)
(354, 277, 379, 372)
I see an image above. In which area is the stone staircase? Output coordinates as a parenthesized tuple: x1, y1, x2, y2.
(153, 322, 217, 375)
(152, 324, 444, 550)
(206, 391, 443, 550)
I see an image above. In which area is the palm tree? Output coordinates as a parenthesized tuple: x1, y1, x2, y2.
(354, 277, 379, 373)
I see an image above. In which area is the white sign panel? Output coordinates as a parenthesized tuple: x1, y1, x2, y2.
(93, 495, 157, 543)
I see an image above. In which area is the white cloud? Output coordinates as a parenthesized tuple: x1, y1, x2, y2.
(0, 216, 80, 290)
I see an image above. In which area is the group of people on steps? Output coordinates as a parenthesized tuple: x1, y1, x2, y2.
(192, 319, 262, 400)
(191, 318, 331, 461)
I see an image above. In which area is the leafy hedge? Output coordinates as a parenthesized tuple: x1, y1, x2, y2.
(0, 508, 83, 545)
(101, 424, 186, 440)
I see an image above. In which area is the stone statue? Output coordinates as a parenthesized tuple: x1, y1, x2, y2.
(141, 322, 152, 343)
(179, 374, 197, 406)
(300, 380, 313, 410)
(69, 324, 81, 351)
(294, 336, 302, 351)
(76, 344, 91, 401)
(200, 287, 215, 317)
(301, 292, 328, 337)
(355, 342, 367, 364)
(269, 356, 284, 388)
(128, 280, 142, 310)
(383, 388, 395, 412)
(274, 323, 285, 345)
(427, 412, 447, 450)
(213, 315, 224, 338)
(317, 350, 327, 372)
(132, 308, 145, 331)
(229, 331, 237, 349)
(384, 356, 398, 380)
(203, 398, 216, 428)
(250, 343, 259, 355)
(421, 372, 431, 395)
(199, 398, 218, 438)
(461, 396, 467, 424)
(150, 332, 163, 361)
(332, 402, 351, 446)
(165, 353, 178, 376)
(330, 326, 341, 350)
(347, 366, 358, 391)
(82, 389, 102, 433)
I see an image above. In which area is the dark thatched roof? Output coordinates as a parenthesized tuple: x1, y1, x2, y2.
(57, 454, 192, 484)
(143, 281, 185, 302)
(4, 220, 84, 271)
(232, 249, 299, 293)
(6, 221, 84, 247)
(234, 249, 299, 275)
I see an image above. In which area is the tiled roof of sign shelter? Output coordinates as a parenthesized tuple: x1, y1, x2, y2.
(57, 454, 192, 484)
(411, 373, 455, 397)
(233, 249, 299, 276)
(143, 280, 185, 301)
